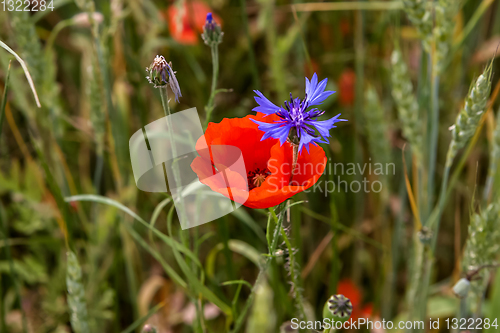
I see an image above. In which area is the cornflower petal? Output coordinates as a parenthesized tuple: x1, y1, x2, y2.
(305, 73, 335, 106)
(297, 127, 322, 153)
(252, 90, 280, 115)
(251, 119, 292, 145)
(309, 114, 347, 138)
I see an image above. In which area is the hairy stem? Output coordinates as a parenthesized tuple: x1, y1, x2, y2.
(205, 44, 219, 128)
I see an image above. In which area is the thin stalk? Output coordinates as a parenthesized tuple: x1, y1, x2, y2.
(159, 87, 204, 326)
(205, 44, 219, 128)
(386, 157, 410, 320)
(280, 226, 307, 320)
(238, 0, 260, 90)
(459, 297, 468, 323)
(0, 61, 11, 137)
(159, 86, 190, 257)
(46, 18, 74, 51)
(427, 74, 440, 220)
(352, 4, 365, 285)
(230, 203, 286, 333)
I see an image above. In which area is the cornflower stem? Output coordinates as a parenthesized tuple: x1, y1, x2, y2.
(230, 203, 286, 333)
(205, 43, 219, 129)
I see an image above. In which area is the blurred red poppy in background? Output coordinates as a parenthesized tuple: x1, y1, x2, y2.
(164, 1, 221, 45)
(338, 69, 356, 106)
(337, 279, 373, 320)
(191, 114, 326, 209)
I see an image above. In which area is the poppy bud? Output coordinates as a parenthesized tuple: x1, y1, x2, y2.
(201, 13, 223, 46)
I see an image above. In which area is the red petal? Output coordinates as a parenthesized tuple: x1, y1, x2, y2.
(192, 115, 326, 209)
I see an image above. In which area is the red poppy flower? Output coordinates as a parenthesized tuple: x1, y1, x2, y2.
(165, 1, 221, 45)
(338, 69, 356, 107)
(337, 279, 373, 320)
(190, 114, 326, 209)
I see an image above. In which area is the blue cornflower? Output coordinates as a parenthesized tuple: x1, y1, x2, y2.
(251, 73, 347, 153)
(202, 12, 223, 46)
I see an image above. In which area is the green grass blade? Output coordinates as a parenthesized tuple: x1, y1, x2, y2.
(221, 280, 253, 289)
(65, 195, 201, 266)
(120, 301, 166, 333)
(122, 222, 187, 289)
(0, 61, 11, 139)
(165, 206, 232, 316)
(0, 40, 40, 107)
(66, 195, 231, 314)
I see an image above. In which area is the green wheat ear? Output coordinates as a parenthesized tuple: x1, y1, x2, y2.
(390, 49, 423, 160)
(402, 0, 433, 52)
(434, 0, 460, 74)
(363, 85, 391, 168)
(462, 203, 500, 300)
(446, 62, 493, 167)
(66, 251, 90, 333)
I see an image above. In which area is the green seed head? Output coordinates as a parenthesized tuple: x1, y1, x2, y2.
(328, 294, 353, 318)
